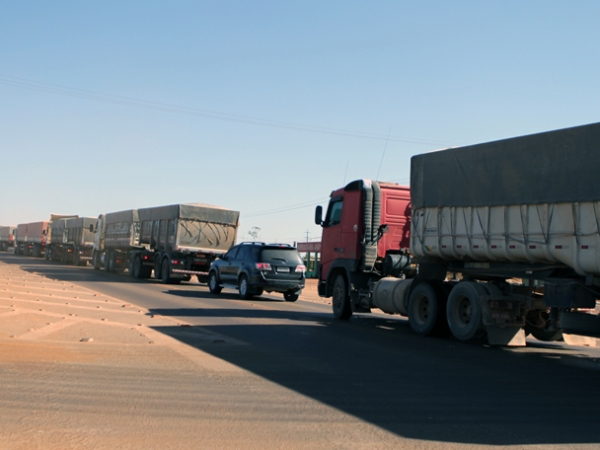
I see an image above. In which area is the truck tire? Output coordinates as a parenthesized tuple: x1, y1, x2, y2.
(93, 251, 101, 270)
(160, 258, 180, 284)
(208, 271, 222, 294)
(332, 274, 352, 320)
(154, 259, 162, 280)
(132, 256, 143, 279)
(238, 274, 253, 300)
(73, 252, 80, 266)
(407, 282, 447, 336)
(446, 281, 486, 341)
(560, 311, 600, 338)
(32, 245, 40, 258)
(105, 252, 113, 272)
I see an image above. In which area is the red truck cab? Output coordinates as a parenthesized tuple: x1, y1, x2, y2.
(315, 179, 411, 317)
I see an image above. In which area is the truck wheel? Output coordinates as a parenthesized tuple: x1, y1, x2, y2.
(93, 251, 101, 270)
(332, 274, 352, 320)
(238, 275, 253, 300)
(132, 256, 143, 279)
(408, 282, 446, 336)
(446, 281, 486, 341)
(73, 252, 80, 266)
(32, 245, 40, 258)
(105, 252, 113, 272)
(154, 259, 162, 280)
(284, 292, 299, 302)
(208, 271, 222, 294)
(161, 259, 172, 284)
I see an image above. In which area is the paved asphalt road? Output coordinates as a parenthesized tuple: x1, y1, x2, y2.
(2, 253, 600, 449)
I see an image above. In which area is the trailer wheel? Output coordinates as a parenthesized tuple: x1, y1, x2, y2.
(154, 259, 162, 280)
(132, 256, 143, 279)
(408, 282, 447, 336)
(447, 282, 486, 341)
(208, 271, 222, 294)
(161, 259, 173, 284)
(332, 274, 352, 320)
(92, 251, 100, 270)
(238, 275, 253, 300)
(105, 252, 113, 272)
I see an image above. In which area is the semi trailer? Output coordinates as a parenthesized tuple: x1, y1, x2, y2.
(0, 226, 15, 251)
(315, 122, 600, 346)
(93, 203, 240, 284)
(14, 215, 78, 257)
(14, 221, 49, 256)
(47, 217, 97, 265)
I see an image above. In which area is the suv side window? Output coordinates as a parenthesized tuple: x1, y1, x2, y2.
(226, 246, 240, 260)
(325, 199, 343, 227)
(237, 246, 249, 261)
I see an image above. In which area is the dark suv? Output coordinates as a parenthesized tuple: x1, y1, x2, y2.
(208, 242, 306, 301)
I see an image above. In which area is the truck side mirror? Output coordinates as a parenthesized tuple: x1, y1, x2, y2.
(89, 224, 94, 232)
(315, 206, 323, 226)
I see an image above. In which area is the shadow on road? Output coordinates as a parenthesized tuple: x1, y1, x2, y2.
(148, 314, 600, 446)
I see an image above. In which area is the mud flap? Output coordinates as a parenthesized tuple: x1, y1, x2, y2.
(486, 326, 526, 347)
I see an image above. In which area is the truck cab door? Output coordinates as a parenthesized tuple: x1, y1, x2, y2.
(320, 197, 344, 281)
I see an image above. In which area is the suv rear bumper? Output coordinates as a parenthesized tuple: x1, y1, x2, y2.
(250, 274, 304, 293)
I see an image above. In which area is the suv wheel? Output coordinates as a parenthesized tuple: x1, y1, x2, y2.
(284, 292, 299, 302)
(208, 271, 222, 294)
(238, 275, 253, 300)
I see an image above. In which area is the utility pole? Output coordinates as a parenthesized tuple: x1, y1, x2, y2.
(305, 230, 310, 242)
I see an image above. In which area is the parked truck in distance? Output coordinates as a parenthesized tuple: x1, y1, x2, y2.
(47, 217, 97, 265)
(14, 221, 49, 257)
(0, 226, 16, 251)
(315, 122, 600, 346)
(14, 215, 78, 257)
(93, 203, 240, 284)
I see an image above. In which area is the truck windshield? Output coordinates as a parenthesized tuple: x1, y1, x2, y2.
(177, 219, 236, 250)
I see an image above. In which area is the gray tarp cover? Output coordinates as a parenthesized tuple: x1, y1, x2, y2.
(410, 122, 600, 209)
(105, 209, 139, 225)
(65, 217, 97, 229)
(138, 204, 240, 225)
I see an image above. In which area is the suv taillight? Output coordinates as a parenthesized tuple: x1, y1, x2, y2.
(296, 265, 306, 273)
(256, 262, 272, 270)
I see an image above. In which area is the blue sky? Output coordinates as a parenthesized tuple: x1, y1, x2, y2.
(1, 1, 599, 244)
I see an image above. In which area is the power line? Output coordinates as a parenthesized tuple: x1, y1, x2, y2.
(243, 197, 329, 217)
(0, 74, 458, 147)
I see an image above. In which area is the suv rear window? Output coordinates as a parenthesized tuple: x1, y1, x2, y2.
(258, 248, 302, 264)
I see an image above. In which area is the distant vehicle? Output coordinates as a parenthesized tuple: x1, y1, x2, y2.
(14, 221, 48, 257)
(208, 242, 306, 301)
(46, 217, 97, 265)
(93, 203, 240, 284)
(14, 215, 78, 257)
(315, 122, 600, 346)
(0, 226, 16, 251)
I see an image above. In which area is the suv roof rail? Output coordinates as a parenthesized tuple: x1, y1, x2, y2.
(238, 241, 266, 245)
(267, 243, 294, 247)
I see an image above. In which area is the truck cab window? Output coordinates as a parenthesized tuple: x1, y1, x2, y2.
(325, 200, 343, 227)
